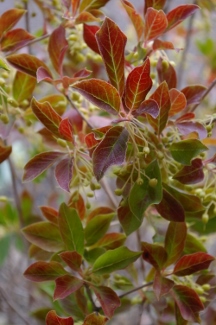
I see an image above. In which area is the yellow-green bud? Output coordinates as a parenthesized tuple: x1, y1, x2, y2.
(7, 97, 18, 107)
(149, 178, 158, 187)
(202, 213, 209, 224)
(114, 188, 123, 196)
(57, 138, 67, 148)
(202, 284, 210, 291)
(0, 114, 9, 124)
(136, 177, 143, 185)
(143, 146, 150, 154)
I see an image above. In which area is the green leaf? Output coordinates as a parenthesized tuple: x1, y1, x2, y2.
(58, 203, 84, 255)
(93, 126, 129, 180)
(0, 56, 10, 71)
(184, 233, 207, 254)
(96, 17, 127, 96)
(24, 261, 67, 282)
(170, 139, 208, 165)
(72, 79, 121, 115)
(129, 160, 162, 221)
(165, 222, 187, 266)
(85, 212, 115, 246)
(0, 234, 11, 265)
(22, 221, 64, 252)
(79, 0, 111, 12)
(92, 246, 142, 274)
(13, 71, 36, 104)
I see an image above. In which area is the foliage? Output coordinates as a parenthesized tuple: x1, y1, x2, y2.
(0, 0, 216, 324)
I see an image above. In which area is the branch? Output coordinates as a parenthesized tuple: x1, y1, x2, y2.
(9, 34, 50, 55)
(177, 13, 195, 87)
(65, 94, 93, 129)
(190, 78, 216, 112)
(118, 281, 153, 299)
(84, 283, 100, 312)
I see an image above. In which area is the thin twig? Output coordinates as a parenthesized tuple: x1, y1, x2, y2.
(9, 34, 50, 55)
(136, 229, 145, 275)
(24, 1, 32, 55)
(118, 281, 153, 299)
(7, 156, 24, 227)
(0, 285, 30, 325)
(65, 94, 93, 129)
(190, 78, 216, 113)
(177, 14, 195, 88)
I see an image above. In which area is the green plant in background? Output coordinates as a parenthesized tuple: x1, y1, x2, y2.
(0, 0, 216, 324)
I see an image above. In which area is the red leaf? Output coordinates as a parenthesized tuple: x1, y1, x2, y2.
(48, 26, 68, 75)
(169, 88, 186, 116)
(96, 17, 127, 96)
(148, 81, 171, 134)
(87, 206, 114, 222)
(141, 241, 167, 270)
(36, 66, 53, 83)
(144, 8, 168, 42)
(24, 261, 67, 282)
(153, 39, 175, 51)
(40, 206, 59, 225)
(0, 9, 26, 38)
(0, 143, 12, 163)
(181, 84, 206, 106)
(124, 58, 152, 111)
(166, 5, 199, 31)
(173, 158, 204, 185)
(121, 0, 144, 40)
(85, 132, 101, 157)
(155, 189, 185, 222)
(83, 24, 100, 54)
(132, 99, 159, 118)
(75, 11, 101, 24)
(96, 232, 126, 249)
(73, 79, 121, 115)
(54, 275, 83, 300)
(173, 252, 215, 276)
(153, 272, 174, 300)
(31, 97, 62, 136)
(68, 191, 86, 220)
(59, 251, 82, 272)
(13, 71, 36, 104)
(92, 126, 129, 180)
(91, 285, 121, 318)
(1, 28, 34, 52)
(59, 118, 74, 142)
(171, 285, 204, 322)
(6, 53, 52, 78)
(55, 157, 73, 192)
(144, 0, 166, 14)
(46, 310, 74, 325)
(165, 222, 187, 267)
(157, 57, 177, 89)
(71, 0, 80, 15)
(176, 121, 207, 140)
(23, 151, 64, 182)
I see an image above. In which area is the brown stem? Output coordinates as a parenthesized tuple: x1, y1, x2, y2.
(136, 229, 145, 275)
(190, 78, 216, 113)
(9, 34, 50, 55)
(118, 281, 153, 299)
